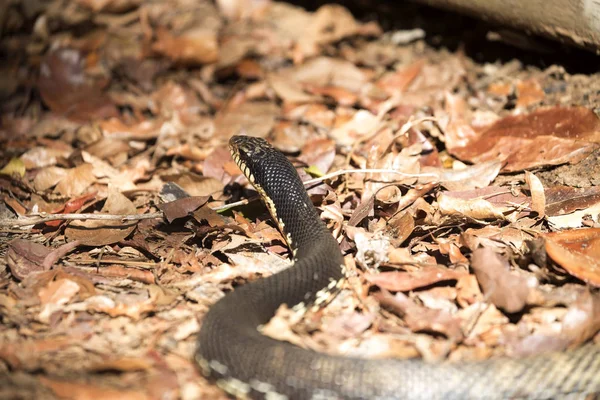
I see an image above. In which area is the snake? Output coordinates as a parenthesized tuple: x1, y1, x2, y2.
(196, 135, 600, 399)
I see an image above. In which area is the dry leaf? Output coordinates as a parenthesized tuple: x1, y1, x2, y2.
(38, 48, 117, 121)
(446, 107, 600, 172)
(471, 247, 537, 313)
(152, 27, 219, 65)
(365, 265, 465, 292)
(6, 239, 50, 280)
(545, 228, 600, 286)
(54, 163, 96, 197)
(525, 171, 545, 217)
(159, 196, 210, 223)
(65, 190, 137, 246)
(376, 291, 463, 340)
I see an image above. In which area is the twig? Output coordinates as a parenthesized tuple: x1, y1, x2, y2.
(70, 258, 158, 269)
(0, 167, 440, 228)
(303, 168, 440, 186)
(0, 212, 163, 227)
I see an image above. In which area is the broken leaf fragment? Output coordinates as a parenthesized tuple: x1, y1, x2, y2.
(545, 228, 600, 287)
(0, 158, 25, 177)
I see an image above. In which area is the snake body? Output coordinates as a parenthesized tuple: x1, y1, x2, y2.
(197, 135, 600, 399)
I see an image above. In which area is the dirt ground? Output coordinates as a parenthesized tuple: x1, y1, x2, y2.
(1, 0, 599, 399)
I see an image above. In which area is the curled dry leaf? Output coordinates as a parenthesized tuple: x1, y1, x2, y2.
(545, 186, 600, 228)
(6, 239, 50, 280)
(548, 203, 600, 229)
(545, 228, 600, 286)
(525, 171, 546, 217)
(65, 190, 137, 246)
(438, 186, 530, 221)
(471, 247, 538, 313)
(421, 161, 502, 191)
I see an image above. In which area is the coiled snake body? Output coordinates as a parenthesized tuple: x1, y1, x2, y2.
(197, 135, 600, 399)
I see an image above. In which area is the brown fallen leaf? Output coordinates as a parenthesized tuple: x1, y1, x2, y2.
(158, 196, 210, 223)
(437, 187, 530, 221)
(421, 161, 502, 191)
(561, 289, 600, 345)
(296, 5, 369, 58)
(515, 78, 545, 108)
(6, 239, 50, 280)
(39, 278, 79, 306)
(545, 186, 600, 216)
(152, 26, 219, 66)
(375, 290, 463, 340)
(376, 59, 424, 95)
(88, 357, 154, 372)
(54, 164, 96, 198)
(456, 274, 484, 308)
(214, 102, 280, 139)
(39, 377, 149, 400)
(365, 265, 465, 292)
(20, 146, 72, 170)
(193, 204, 226, 228)
(203, 146, 234, 184)
(446, 106, 600, 172)
(545, 228, 600, 286)
(38, 48, 118, 121)
(65, 190, 137, 246)
(299, 138, 336, 176)
(470, 247, 537, 313)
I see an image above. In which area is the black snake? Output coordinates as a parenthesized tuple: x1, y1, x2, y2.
(196, 135, 600, 399)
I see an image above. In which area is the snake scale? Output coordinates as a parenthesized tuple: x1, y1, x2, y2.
(196, 135, 600, 399)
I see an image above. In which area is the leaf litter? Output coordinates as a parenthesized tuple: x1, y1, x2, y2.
(1, 0, 600, 398)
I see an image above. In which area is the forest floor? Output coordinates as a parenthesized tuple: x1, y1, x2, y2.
(1, 0, 599, 399)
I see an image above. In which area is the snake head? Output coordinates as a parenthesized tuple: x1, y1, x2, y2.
(229, 135, 276, 183)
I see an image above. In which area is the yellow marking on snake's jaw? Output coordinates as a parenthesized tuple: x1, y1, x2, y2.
(233, 154, 292, 247)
